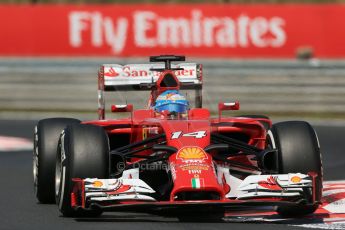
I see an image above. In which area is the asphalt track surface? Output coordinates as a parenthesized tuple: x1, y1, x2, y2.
(0, 120, 344, 230)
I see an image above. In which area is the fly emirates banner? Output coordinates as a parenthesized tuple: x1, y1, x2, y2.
(0, 4, 344, 58)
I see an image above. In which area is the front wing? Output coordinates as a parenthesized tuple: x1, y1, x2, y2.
(71, 173, 318, 213)
(75, 200, 318, 215)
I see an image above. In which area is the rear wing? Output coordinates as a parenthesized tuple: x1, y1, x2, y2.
(97, 63, 203, 120)
(98, 63, 202, 91)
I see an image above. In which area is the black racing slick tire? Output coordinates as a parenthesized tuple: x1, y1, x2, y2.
(33, 118, 81, 204)
(56, 124, 109, 217)
(267, 121, 323, 217)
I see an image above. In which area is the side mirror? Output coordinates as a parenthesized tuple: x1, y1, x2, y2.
(218, 101, 240, 120)
(218, 101, 240, 111)
(111, 104, 133, 113)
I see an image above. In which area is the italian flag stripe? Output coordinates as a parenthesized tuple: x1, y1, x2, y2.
(192, 178, 203, 189)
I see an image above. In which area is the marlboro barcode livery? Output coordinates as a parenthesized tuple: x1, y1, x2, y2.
(34, 55, 323, 220)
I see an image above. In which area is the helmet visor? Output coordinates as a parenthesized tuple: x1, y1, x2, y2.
(155, 103, 188, 113)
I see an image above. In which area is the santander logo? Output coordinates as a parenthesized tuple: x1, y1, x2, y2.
(104, 67, 119, 77)
(69, 9, 287, 55)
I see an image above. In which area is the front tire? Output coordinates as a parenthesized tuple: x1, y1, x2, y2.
(56, 124, 109, 217)
(33, 118, 80, 204)
(267, 121, 322, 217)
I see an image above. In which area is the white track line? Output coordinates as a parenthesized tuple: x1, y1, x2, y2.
(0, 136, 32, 151)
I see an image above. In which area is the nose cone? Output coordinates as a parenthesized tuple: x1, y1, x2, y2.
(169, 146, 224, 201)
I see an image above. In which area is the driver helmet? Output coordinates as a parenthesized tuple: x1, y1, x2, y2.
(154, 90, 189, 118)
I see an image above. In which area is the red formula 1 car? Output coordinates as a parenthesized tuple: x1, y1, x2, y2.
(33, 55, 323, 220)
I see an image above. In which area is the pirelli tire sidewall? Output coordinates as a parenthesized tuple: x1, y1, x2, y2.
(267, 121, 323, 217)
(33, 118, 81, 204)
(56, 124, 109, 217)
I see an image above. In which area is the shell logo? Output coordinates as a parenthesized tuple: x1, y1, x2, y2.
(290, 176, 302, 183)
(92, 181, 103, 187)
(177, 147, 208, 161)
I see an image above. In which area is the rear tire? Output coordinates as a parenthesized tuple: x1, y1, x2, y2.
(267, 121, 322, 217)
(33, 118, 80, 204)
(56, 124, 109, 217)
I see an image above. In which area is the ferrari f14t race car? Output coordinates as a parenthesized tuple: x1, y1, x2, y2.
(33, 55, 323, 219)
